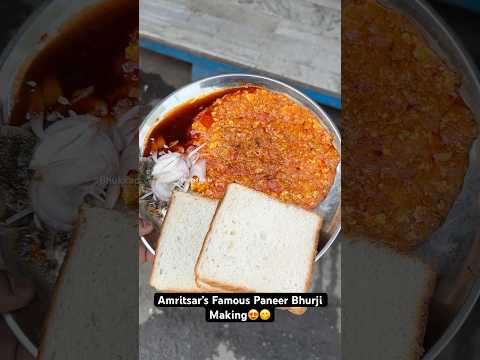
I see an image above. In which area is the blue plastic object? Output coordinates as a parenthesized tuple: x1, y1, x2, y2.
(140, 38, 341, 109)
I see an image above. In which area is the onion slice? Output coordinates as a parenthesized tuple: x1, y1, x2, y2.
(149, 144, 206, 202)
(190, 159, 206, 183)
(29, 114, 121, 230)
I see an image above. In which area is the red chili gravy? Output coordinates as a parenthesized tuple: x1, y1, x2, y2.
(143, 85, 260, 156)
(9, 0, 138, 125)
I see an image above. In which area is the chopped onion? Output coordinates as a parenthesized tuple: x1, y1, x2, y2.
(149, 145, 206, 202)
(152, 153, 189, 183)
(30, 113, 45, 139)
(30, 114, 120, 230)
(122, 61, 138, 74)
(120, 141, 138, 176)
(190, 159, 206, 183)
(30, 181, 82, 231)
(71, 86, 94, 103)
(116, 105, 139, 146)
(30, 116, 120, 187)
(151, 180, 175, 202)
(57, 96, 70, 105)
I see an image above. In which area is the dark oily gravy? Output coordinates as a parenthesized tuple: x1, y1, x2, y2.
(10, 0, 138, 125)
(3, 0, 138, 345)
(143, 85, 260, 156)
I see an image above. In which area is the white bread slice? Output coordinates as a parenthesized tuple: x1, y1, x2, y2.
(38, 207, 137, 360)
(195, 183, 322, 310)
(150, 191, 218, 292)
(342, 236, 436, 360)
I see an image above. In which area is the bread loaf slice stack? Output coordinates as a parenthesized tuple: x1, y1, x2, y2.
(195, 184, 321, 296)
(150, 184, 322, 314)
(342, 236, 437, 360)
(149, 191, 218, 292)
(38, 207, 137, 360)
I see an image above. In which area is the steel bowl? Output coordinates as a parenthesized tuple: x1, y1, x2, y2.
(0, 0, 114, 357)
(0, 0, 104, 122)
(139, 74, 341, 262)
(379, 1, 480, 358)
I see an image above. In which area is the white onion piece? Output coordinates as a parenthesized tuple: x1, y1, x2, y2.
(140, 191, 153, 200)
(72, 86, 94, 103)
(29, 114, 121, 230)
(108, 126, 126, 152)
(185, 143, 206, 166)
(149, 145, 207, 202)
(30, 181, 83, 231)
(120, 141, 138, 176)
(30, 115, 119, 187)
(151, 180, 175, 202)
(122, 61, 138, 74)
(30, 113, 45, 139)
(39, 114, 92, 136)
(151, 153, 189, 183)
(116, 106, 139, 147)
(32, 116, 100, 165)
(152, 152, 182, 171)
(190, 159, 206, 183)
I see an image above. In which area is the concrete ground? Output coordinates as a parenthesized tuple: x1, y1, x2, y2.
(139, 262, 340, 360)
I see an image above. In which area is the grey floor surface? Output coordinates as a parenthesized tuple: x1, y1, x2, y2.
(140, 0, 341, 98)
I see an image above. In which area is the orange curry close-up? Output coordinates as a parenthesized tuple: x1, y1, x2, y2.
(189, 87, 339, 209)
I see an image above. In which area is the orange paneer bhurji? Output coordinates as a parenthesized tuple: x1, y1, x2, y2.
(190, 88, 339, 209)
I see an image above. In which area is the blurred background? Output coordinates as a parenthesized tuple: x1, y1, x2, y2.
(0, 0, 479, 359)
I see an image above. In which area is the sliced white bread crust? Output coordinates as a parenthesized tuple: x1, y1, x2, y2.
(38, 207, 137, 360)
(195, 183, 322, 312)
(196, 280, 307, 315)
(342, 236, 437, 360)
(150, 191, 218, 292)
